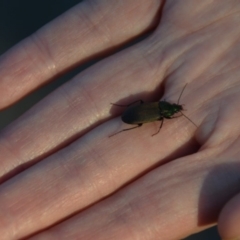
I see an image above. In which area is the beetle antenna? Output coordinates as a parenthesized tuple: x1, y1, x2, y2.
(180, 111, 197, 127)
(177, 83, 188, 104)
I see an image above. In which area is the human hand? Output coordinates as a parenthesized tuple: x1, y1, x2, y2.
(0, 0, 240, 239)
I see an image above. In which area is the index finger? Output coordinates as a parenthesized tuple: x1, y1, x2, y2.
(0, 0, 161, 108)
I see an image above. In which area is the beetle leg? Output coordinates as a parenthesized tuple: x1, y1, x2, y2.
(111, 100, 144, 107)
(152, 118, 164, 136)
(169, 113, 197, 127)
(109, 124, 142, 137)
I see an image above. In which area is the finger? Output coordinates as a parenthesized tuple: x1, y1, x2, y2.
(0, 0, 161, 108)
(26, 152, 240, 240)
(218, 194, 240, 240)
(0, 101, 198, 239)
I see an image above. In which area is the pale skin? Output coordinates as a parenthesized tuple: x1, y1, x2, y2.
(0, 0, 240, 239)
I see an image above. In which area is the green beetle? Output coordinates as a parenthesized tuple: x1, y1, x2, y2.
(110, 84, 196, 137)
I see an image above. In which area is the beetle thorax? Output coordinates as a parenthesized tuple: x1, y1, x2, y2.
(159, 101, 183, 118)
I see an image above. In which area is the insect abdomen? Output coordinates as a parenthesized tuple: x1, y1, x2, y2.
(121, 102, 160, 124)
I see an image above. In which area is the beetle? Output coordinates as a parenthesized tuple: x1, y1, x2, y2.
(109, 84, 196, 137)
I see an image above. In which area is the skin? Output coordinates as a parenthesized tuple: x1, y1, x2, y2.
(0, 0, 240, 239)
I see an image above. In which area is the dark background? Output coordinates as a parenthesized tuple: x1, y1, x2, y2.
(0, 0, 220, 239)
